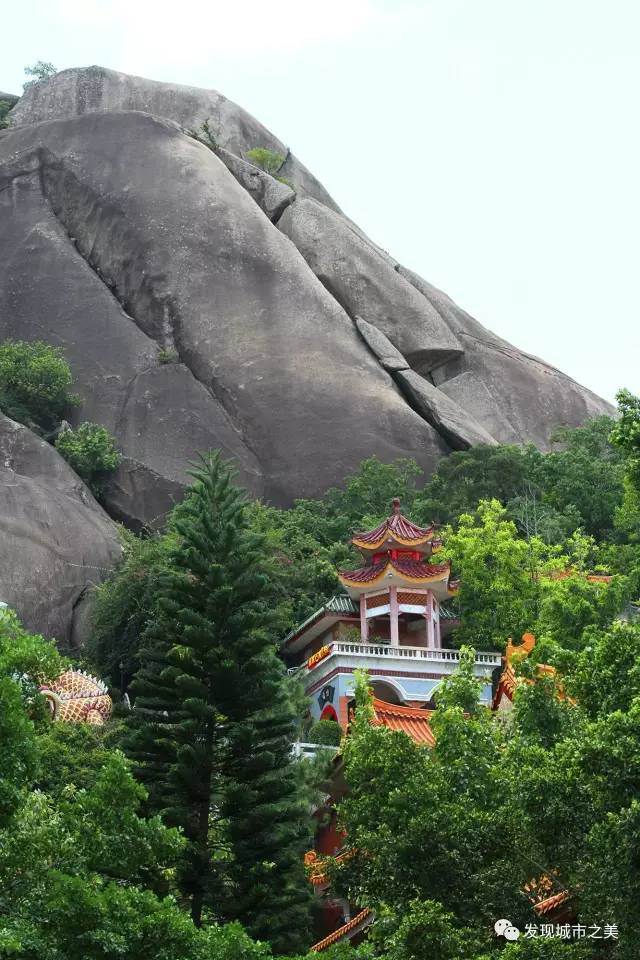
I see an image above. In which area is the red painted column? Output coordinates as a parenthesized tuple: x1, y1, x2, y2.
(389, 586, 399, 646)
(360, 594, 369, 641)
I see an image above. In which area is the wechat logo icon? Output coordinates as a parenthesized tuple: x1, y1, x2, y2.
(494, 919, 520, 941)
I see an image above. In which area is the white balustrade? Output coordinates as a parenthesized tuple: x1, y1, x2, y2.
(315, 641, 500, 668)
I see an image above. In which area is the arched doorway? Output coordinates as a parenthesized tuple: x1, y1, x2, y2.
(370, 680, 403, 705)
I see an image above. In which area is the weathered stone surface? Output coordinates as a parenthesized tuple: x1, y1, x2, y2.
(10, 66, 339, 211)
(278, 198, 464, 373)
(399, 266, 614, 447)
(0, 167, 263, 529)
(0, 66, 616, 646)
(355, 316, 409, 372)
(395, 370, 498, 451)
(0, 414, 121, 646)
(0, 110, 449, 514)
(216, 147, 294, 222)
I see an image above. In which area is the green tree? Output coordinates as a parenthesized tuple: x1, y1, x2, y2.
(536, 417, 625, 542)
(414, 418, 623, 543)
(335, 668, 526, 953)
(125, 452, 311, 952)
(443, 500, 547, 649)
(0, 611, 290, 958)
(0, 339, 78, 434)
(89, 528, 179, 686)
(335, 623, 640, 960)
(0, 677, 38, 825)
(23, 60, 56, 90)
(55, 421, 121, 495)
(414, 444, 540, 528)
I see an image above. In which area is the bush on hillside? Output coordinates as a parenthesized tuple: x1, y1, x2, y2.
(0, 339, 78, 434)
(0, 100, 11, 130)
(55, 422, 121, 495)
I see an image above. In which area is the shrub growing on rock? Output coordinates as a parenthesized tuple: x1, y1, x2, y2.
(245, 147, 292, 186)
(22, 60, 56, 90)
(0, 100, 11, 130)
(55, 422, 121, 495)
(245, 147, 285, 175)
(0, 339, 78, 434)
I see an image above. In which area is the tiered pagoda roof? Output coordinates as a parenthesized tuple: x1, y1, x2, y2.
(339, 557, 453, 589)
(352, 499, 439, 553)
(339, 499, 457, 599)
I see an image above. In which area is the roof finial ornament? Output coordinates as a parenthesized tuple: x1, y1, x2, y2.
(392, 497, 401, 515)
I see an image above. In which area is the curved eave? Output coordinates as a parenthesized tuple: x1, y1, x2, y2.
(372, 697, 436, 746)
(352, 531, 437, 551)
(338, 560, 451, 591)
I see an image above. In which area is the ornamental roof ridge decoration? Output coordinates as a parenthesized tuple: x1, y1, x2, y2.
(492, 633, 576, 710)
(351, 497, 438, 550)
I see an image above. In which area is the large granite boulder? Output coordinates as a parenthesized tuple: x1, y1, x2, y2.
(0, 414, 121, 647)
(0, 109, 448, 519)
(0, 66, 615, 643)
(9, 65, 339, 211)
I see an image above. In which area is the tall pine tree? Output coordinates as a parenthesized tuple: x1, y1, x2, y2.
(125, 452, 311, 953)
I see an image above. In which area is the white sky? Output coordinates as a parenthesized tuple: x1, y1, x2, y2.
(2, 0, 638, 404)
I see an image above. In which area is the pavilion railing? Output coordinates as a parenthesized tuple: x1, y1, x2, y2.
(310, 641, 501, 668)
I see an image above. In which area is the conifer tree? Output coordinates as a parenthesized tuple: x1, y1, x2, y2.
(125, 452, 311, 952)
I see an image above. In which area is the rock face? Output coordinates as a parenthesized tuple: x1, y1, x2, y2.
(278, 198, 464, 372)
(397, 267, 609, 448)
(0, 414, 121, 647)
(0, 65, 613, 641)
(395, 370, 498, 451)
(8, 66, 339, 211)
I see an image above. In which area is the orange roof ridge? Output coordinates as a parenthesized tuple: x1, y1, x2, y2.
(372, 697, 436, 746)
(309, 908, 373, 952)
(373, 697, 435, 718)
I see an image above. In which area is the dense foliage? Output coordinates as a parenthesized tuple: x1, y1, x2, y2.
(55, 421, 121, 495)
(0, 340, 78, 434)
(6, 389, 640, 957)
(331, 620, 640, 959)
(245, 147, 286, 176)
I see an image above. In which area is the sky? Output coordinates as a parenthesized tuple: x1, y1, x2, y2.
(2, 0, 638, 404)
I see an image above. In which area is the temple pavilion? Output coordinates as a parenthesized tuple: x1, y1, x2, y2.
(284, 499, 502, 950)
(284, 498, 501, 730)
